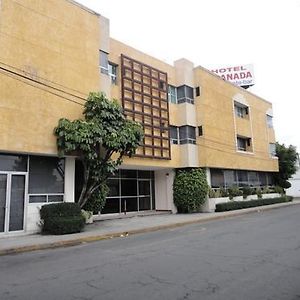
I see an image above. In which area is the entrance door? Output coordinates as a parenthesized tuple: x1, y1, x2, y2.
(0, 173, 27, 233)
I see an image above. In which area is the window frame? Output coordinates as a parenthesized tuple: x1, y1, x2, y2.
(176, 85, 194, 104)
(179, 125, 196, 144)
(100, 50, 109, 75)
(108, 62, 117, 85)
(168, 85, 177, 104)
(234, 102, 248, 118)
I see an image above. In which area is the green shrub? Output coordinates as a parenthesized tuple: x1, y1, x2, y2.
(215, 196, 293, 212)
(274, 185, 284, 195)
(83, 183, 109, 214)
(208, 188, 216, 198)
(173, 168, 209, 213)
(242, 187, 253, 199)
(228, 186, 242, 200)
(256, 188, 262, 199)
(219, 188, 229, 198)
(262, 186, 271, 194)
(40, 203, 85, 235)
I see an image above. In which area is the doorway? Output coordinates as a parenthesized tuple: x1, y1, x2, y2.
(0, 172, 27, 234)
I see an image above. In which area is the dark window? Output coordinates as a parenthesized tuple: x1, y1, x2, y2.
(107, 179, 119, 197)
(29, 156, 64, 194)
(237, 137, 247, 151)
(121, 179, 137, 196)
(120, 170, 137, 178)
(170, 126, 179, 144)
(237, 170, 248, 187)
(177, 85, 194, 104)
(179, 126, 196, 144)
(0, 154, 27, 172)
(195, 86, 200, 97)
(211, 169, 225, 188)
(198, 126, 203, 136)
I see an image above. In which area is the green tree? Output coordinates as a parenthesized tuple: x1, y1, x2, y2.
(54, 92, 143, 208)
(173, 168, 209, 213)
(274, 142, 298, 188)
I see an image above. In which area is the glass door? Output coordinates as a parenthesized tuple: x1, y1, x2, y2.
(0, 173, 26, 233)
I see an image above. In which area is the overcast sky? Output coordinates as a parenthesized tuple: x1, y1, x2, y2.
(77, 0, 300, 152)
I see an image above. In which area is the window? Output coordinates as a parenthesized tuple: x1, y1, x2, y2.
(211, 169, 225, 188)
(195, 86, 201, 97)
(168, 85, 177, 104)
(237, 137, 249, 151)
(269, 143, 276, 157)
(170, 126, 179, 144)
(100, 50, 109, 74)
(234, 103, 248, 118)
(0, 154, 27, 172)
(28, 156, 65, 203)
(179, 126, 196, 144)
(108, 63, 117, 84)
(177, 85, 194, 104)
(266, 115, 273, 128)
(198, 126, 203, 136)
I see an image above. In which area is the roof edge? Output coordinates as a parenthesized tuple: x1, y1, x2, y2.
(65, 0, 101, 17)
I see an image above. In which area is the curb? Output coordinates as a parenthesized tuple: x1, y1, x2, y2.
(1, 200, 299, 256)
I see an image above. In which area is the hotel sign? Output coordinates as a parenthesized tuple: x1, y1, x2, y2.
(211, 64, 255, 87)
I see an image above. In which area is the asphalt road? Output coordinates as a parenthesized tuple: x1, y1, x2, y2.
(1, 206, 300, 300)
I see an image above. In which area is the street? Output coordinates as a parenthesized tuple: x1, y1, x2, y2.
(1, 205, 300, 300)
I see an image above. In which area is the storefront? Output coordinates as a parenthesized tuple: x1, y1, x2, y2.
(0, 154, 73, 235)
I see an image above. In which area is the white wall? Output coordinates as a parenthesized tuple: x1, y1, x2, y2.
(287, 169, 300, 197)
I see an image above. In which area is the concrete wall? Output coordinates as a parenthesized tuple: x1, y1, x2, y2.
(287, 169, 300, 197)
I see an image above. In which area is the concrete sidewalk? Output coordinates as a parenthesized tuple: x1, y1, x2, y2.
(1, 199, 300, 256)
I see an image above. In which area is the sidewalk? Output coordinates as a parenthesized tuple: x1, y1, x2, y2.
(1, 199, 300, 256)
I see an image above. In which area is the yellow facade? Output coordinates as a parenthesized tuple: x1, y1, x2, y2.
(0, 0, 100, 154)
(0, 0, 278, 173)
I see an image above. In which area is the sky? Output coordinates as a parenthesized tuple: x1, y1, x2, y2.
(76, 0, 300, 152)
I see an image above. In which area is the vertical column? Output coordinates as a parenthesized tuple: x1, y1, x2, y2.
(64, 157, 75, 203)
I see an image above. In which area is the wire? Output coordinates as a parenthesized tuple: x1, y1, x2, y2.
(0, 65, 86, 102)
(0, 60, 87, 97)
(0, 69, 84, 107)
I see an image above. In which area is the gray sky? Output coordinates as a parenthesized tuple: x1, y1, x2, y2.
(76, 0, 300, 152)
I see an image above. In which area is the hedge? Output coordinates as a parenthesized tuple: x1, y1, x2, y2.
(215, 196, 293, 212)
(173, 168, 208, 213)
(40, 203, 85, 235)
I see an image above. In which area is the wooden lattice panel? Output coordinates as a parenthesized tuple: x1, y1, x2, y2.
(121, 54, 170, 159)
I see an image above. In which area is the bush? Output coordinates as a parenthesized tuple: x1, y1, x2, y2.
(83, 183, 109, 214)
(40, 203, 85, 235)
(228, 186, 242, 200)
(219, 188, 229, 198)
(215, 196, 293, 212)
(173, 168, 209, 213)
(274, 185, 284, 195)
(256, 188, 262, 199)
(242, 187, 253, 199)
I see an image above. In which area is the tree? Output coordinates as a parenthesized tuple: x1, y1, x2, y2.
(274, 142, 298, 189)
(173, 168, 209, 213)
(54, 92, 143, 208)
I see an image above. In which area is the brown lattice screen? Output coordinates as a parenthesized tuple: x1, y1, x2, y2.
(121, 54, 171, 159)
